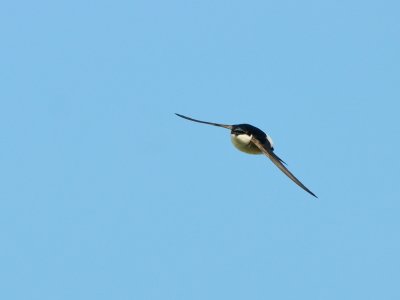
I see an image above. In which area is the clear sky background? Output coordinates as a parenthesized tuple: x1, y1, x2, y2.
(1, 0, 399, 299)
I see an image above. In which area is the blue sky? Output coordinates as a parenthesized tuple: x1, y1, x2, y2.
(1, 0, 399, 299)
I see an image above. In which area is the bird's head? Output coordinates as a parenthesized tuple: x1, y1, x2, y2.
(231, 125, 251, 136)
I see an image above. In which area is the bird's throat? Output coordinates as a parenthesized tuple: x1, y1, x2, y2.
(230, 134, 262, 154)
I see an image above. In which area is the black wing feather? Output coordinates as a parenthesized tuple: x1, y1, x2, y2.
(251, 137, 317, 198)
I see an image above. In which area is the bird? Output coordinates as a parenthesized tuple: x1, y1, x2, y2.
(175, 113, 317, 198)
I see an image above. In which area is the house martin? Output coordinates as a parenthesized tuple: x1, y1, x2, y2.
(175, 113, 317, 198)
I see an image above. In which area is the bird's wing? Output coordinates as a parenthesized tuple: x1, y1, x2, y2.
(175, 113, 232, 130)
(251, 137, 317, 198)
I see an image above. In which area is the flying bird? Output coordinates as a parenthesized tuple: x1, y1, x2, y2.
(175, 113, 317, 198)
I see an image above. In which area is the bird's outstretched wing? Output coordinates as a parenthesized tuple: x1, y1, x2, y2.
(251, 137, 317, 198)
(175, 113, 232, 130)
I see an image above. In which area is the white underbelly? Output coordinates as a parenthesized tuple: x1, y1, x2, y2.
(230, 134, 262, 154)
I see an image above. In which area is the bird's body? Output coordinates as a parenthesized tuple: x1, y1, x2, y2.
(231, 133, 262, 154)
(230, 123, 275, 154)
(175, 113, 317, 198)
